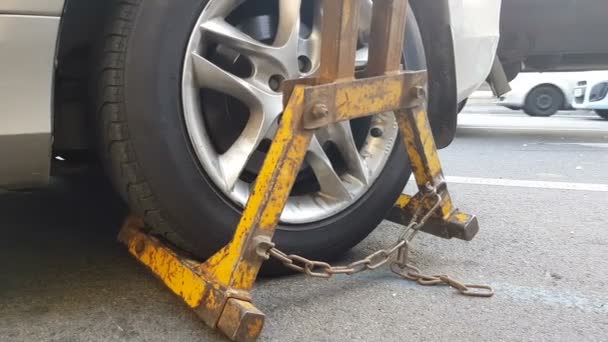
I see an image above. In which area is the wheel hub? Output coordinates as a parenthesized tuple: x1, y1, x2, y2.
(536, 94, 553, 110)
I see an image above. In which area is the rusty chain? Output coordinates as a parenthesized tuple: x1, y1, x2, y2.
(257, 185, 494, 298)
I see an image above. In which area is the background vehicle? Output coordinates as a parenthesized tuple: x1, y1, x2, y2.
(0, 0, 501, 269)
(572, 76, 608, 120)
(499, 0, 608, 79)
(497, 72, 587, 116)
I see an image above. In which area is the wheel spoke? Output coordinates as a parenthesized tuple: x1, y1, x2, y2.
(200, 18, 284, 66)
(327, 121, 370, 185)
(191, 52, 276, 109)
(307, 137, 352, 201)
(192, 53, 283, 191)
(217, 101, 282, 192)
(218, 115, 266, 193)
(255, 0, 301, 76)
(275, 0, 302, 47)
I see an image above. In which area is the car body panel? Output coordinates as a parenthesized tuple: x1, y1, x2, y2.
(497, 72, 590, 109)
(449, 0, 502, 102)
(0, 14, 62, 188)
(572, 73, 608, 110)
(0, 1, 64, 16)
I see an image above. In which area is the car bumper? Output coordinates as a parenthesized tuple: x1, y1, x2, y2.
(572, 82, 608, 110)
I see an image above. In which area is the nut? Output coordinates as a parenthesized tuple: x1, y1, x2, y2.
(134, 239, 146, 255)
(412, 86, 426, 99)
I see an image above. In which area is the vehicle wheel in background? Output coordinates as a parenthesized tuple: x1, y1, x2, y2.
(94, 0, 427, 274)
(523, 85, 564, 117)
(595, 110, 608, 120)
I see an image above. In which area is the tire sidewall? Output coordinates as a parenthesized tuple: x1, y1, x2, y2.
(121, 0, 414, 261)
(524, 86, 563, 117)
(595, 110, 608, 120)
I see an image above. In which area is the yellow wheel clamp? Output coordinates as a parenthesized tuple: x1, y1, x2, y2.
(118, 1, 493, 341)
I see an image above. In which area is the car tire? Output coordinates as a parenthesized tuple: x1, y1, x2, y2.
(94, 0, 426, 273)
(523, 85, 564, 117)
(595, 110, 608, 120)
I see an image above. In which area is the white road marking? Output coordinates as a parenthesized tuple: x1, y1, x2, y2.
(457, 112, 608, 133)
(547, 143, 608, 149)
(458, 126, 608, 133)
(446, 176, 608, 192)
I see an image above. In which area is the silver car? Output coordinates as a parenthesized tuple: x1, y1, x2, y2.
(4, 0, 603, 271)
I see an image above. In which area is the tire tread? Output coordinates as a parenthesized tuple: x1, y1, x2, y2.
(523, 84, 563, 117)
(94, 0, 197, 250)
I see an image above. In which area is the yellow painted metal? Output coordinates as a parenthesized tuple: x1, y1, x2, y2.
(454, 212, 472, 224)
(302, 71, 426, 129)
(396, 106, 455, 219)
(335, 76, 404, 118)
(117, 42, 476, 342)
(365, 0, 410, 76)
(318, 0, 361, 82)
(117, 85, 319, 342)
(202, 86, 313, 291)
(119, 217, 207, 308)
(397, 107, 443, 187)
(388, 193, 479, 241)
(395, 194, 413, 208)
(335, 76, 407, 120)
(217, 298, 265, 342)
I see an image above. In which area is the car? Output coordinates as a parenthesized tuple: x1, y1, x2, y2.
(572, 75, 608, 120)
(4, 0, 608, 273)
(497, 72, 589, 116)
(0, 0, 500, 270)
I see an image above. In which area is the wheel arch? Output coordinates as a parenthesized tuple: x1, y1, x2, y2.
(52, 0, 114, 153)
(410, 0, 458, 149)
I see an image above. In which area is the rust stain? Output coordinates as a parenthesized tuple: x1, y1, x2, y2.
(120, 224, 207, 308)
(247, 318, 264, 338)
(233, 263, 258, 290)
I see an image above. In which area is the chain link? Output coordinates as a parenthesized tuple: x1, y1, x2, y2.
(261, 186, 494, 298)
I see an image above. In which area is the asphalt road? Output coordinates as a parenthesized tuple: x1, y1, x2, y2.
(2, 106, 608, 342)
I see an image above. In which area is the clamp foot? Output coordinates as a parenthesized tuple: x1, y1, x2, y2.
(217, 299, 265, 342)
(388, 195, 480, 241)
